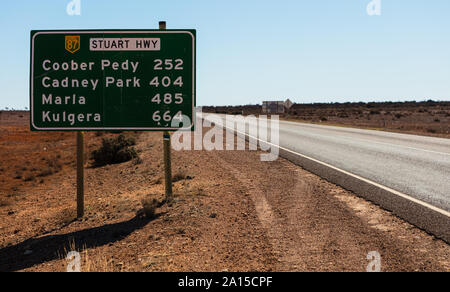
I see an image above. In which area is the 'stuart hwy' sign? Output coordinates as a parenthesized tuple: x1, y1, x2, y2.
(30, 30, 196, 131)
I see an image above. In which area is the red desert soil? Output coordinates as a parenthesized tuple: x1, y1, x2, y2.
(0, 112, 449, 272)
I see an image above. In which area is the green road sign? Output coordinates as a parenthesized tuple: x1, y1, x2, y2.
(30, 30, 196, 131)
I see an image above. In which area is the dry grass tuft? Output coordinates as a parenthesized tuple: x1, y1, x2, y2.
(23, 173, 35, 182)
(0, 197, 12, 207)
(152, 177, 162, 185)
(139, 197, 160, 219)
(37, 157, 62, 177)
(172, 170, 187, 183)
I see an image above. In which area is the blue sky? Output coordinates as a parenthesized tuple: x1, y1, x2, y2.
(0, 0, 449, 109)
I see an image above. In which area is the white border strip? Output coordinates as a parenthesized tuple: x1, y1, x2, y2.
(221, 124, 450, 218)
(31, 30, 195, 131)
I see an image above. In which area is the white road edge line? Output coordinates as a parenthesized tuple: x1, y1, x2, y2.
(218, 123, 450, 219)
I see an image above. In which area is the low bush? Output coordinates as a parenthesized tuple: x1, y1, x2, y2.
(132, 156, 143, 165)
(140, 198, 159, 219)
(91, 134, 138, 167)
(172, 170, 187, 182)
(23, 173, 35, 182)
(37, 157, 62, 177)
(0, 198, 11, 207)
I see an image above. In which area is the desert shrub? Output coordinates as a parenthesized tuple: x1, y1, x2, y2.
(172, 170, 187, 182)
(337, 112, 349, 118)
(0, 198, 11, 207)
(91, 134, 138, 167)
(47, 157, 62, 170)
(23, 173, 35, 182)
(152, 177, 162, 185)
(37, 168, 53, 177)
(132, 156, 143, 165)
(140, 198, 159, 219)
(37, 157, 62, 177)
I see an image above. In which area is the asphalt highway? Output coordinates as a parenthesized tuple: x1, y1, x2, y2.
(205, 114, 450, 213)
(273, 120, 450, 212)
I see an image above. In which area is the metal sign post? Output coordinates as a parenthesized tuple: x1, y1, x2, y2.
(163, 131, 173, 202)
(76, 131, 84, 218)
(159, 21, 173, 202)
